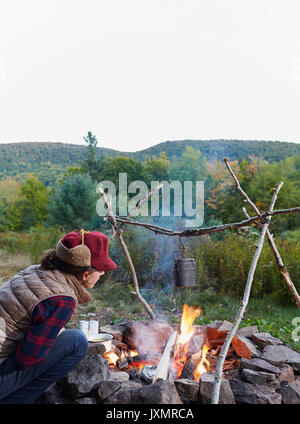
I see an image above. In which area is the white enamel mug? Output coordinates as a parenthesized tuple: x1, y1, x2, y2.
(89, 320, 99, 336)
(79, 320, 89, 336)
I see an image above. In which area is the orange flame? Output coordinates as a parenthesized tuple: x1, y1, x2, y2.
(104, 351, 120, 366)
(172, 304, 201, 378)
(104, 304, 211, 381)
(105, 349, 138, 366)
(177, 304, 201, 345)
(194, 344, 210, 381)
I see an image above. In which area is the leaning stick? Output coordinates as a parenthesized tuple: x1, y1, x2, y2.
(224, 158, 300, 308)
(98, 187, 155, 320)
(210, 182, 282, 404)
(153, 331, 178, 383)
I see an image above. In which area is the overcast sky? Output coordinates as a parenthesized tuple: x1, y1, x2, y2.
(0, 0, 300, 152)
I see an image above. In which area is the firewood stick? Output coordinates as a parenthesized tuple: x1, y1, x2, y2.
(225, 158, 300, 308)
(211, 181, 282, 404)
(98, 187, 155, 320)
(153, 331, 178, 383)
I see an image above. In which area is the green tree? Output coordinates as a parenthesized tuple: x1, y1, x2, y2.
(47, 174, 98, 230)
(169, 146, 206, 182)
(168, 146, 207, 220)
(16, 174, 49, 230)
(213, 158, 261, 225)
(82, 131, 105, 181)
(59, 166, 87, 184)
(0, 177, 21, 203)
(0, 192, 9, 231)
(0, 178, 22, 231)
(246, 159, 300, 233)
(100, 157, 144, 188)
(141, 152, 171, 186)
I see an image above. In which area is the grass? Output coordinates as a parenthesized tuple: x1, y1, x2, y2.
(0, 250, 299, 351)
(73, 279, 300, 351)
(0, 249, 31, 283)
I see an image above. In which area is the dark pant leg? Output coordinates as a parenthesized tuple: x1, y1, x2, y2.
(0, 329, 88, 404)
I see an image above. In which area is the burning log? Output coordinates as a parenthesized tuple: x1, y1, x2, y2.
(186, 334, 204, 356)
(152, 331, 178, 383)
(171, 304, 201, 379)
(180, 350, 203, 380)
(112, 340, 128, 351)
(133, 353, 160, 362)
(116, 357, 129, 370)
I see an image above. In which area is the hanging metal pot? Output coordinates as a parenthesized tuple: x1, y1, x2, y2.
(173, 249, 196, 288)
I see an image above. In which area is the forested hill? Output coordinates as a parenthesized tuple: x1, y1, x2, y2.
(1, 139, 300, 185)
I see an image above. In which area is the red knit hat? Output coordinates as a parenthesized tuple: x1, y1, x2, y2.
(56, 230, 117, 272)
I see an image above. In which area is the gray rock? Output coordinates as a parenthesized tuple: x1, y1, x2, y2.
(252, 333, 283, 349)
(87, 342, 106, 355)
(174, 379, 200, 403)
(109, 370, 130, 382)
(118, 381, 143, 389)
(62, 353, 110, 399)
(217, 320, 233, 333)
(239, 357, 281, 375)
(97, 380, 122, 401)
(137, 365, 157, 384)
(35, 383, 72, 404)
(237, 326, 259, 338)
(240, 369, 278, 387)
(261, 345, 300, 372)
(280, 380, 300, 404)
(199, 372, 235, 404)
(104, 380, 183, 404)
(278, 365, 295, 384)
(230, 379, 282, 404)
(73, 397, 98, 404)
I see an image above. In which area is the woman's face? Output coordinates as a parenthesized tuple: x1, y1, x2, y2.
(81, 270, 105, 289)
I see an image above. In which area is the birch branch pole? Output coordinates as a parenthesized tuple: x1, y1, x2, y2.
(113, 207, 300, 237)
(224, 158, 300, 308)
(210, 182, 283, 404)
(98, 187, 155, 320)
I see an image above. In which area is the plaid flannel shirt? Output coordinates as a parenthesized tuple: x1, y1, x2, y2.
(15, 296, 76, 369)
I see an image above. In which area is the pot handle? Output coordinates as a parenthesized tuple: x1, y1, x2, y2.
(173, 249, 184, 261)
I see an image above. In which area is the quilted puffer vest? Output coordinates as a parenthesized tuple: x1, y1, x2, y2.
(0, 264, 90, 365)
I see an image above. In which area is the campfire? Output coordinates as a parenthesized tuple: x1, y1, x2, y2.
(102, 304, 238, 383)
(40, 307, 299, 404)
